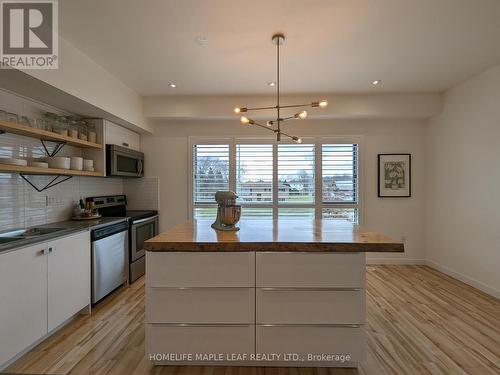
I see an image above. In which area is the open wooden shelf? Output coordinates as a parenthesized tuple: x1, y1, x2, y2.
(0, 119, 103, 149)
(0, 163, 104, 177)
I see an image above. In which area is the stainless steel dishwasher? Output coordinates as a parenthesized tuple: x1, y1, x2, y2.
(91, 221, 129, 304)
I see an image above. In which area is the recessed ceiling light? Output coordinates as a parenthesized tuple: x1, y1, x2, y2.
(194, 35, 209, 47)
(169, 83, 176, 88)
(268, 82, 276, 87)
(372, 80, 381, 85)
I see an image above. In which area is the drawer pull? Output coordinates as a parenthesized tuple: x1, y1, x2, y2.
(259, 323, 362, 328)
(260, 251, 362, 254)
(260, 287, 362, 291)
(151, 323, 252, 327)
(149, 286, 251, 290)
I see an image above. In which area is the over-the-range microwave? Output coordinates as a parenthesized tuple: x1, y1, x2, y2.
(106, 144, 144, 178)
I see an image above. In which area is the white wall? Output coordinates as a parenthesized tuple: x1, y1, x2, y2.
(425, 64, 500, 298)
(143, 93, 442, 120)
(142, 118, 426, 264)
(25, 37, 150, 133)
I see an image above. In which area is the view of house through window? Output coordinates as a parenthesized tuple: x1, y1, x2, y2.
(192, 139, 360, 222)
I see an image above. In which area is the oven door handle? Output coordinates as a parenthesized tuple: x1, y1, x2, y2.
(131, 215, 158, 226)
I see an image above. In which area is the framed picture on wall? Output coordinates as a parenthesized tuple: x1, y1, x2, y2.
(378, 154, 411, 197)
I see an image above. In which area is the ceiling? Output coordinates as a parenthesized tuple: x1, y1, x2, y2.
(59, 0, 500, 96)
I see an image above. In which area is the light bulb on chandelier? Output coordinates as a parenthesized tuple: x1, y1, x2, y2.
(240, 116, 254, 125)
(295, 110, 308, 119)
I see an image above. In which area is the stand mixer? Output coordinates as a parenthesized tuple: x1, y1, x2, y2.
(211, 191, 241, 231)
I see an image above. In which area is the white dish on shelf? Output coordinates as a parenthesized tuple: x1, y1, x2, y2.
(47, 156, 70, 170)
(70, 156, 83, 170)
(83, 159, 94, 168)
(83, 166, 95, 172)
(28, 160, 49, 168)
(0, 157, 28, 166)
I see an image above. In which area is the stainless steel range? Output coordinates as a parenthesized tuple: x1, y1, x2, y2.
(92, 195, 158, 283)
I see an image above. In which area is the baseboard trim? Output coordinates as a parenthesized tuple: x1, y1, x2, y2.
(366, 258, 425, 265)
(426, 259, 500, 299)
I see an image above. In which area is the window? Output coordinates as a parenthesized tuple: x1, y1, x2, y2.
(322, 144, 359, 223)
(236, 144, 272, 203)
(191, 138, 360, 223)
(278, 144, 315, 204)
(192, 144, 229, 218)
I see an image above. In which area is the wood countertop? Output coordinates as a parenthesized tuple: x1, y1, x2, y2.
(145, 219, 404, 253)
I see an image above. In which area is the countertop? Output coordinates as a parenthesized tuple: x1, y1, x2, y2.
(0, 217, 127, 254)
(41, 217, 127, 231)
(144, 219, 405, 253)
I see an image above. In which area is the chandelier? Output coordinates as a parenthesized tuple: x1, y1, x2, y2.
(234, 33, 328, 143)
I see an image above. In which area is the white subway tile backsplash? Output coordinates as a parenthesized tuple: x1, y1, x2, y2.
(0, 172, 125, 231)
(0, 173, 24, 230)
(24, 179, 47, 228)
(79, 176, 123, 199)
(123, 177, 159, 211)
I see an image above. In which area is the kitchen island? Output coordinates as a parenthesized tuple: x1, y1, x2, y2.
(144, 219, 404, 368)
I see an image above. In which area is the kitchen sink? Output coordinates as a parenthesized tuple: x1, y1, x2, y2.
(0, 237, 22, 244)
(0, 227, 67, 239)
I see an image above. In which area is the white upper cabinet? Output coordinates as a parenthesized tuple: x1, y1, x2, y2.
(0, 244, 48, 365)
(105, 120, 141, 151)
(47, 231, 91, 332)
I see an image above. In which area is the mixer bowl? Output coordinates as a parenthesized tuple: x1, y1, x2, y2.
(219, 205, 241, 226)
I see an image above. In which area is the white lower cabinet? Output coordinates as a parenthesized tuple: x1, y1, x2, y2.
(146, 324, 254, 360)
(48, 231, 91, 331)
(256, 325, 365, 363)
(256, 252, 365, 287)
(0, 231, 91, 367)
(147, 252, 255, 287)
(0, 244, 47, 365)
(257, 288, 365, 325)
(146, 287, 254, 324)
(146, 251, 366, 367)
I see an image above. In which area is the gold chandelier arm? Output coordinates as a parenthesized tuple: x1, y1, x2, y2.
(246, 103, 313, 112)
(279, 131, 302, 143)
(244, 101, 327, 112)
(276, 103, 312, 109)
(279, 131, 295, 140)
(245, 105, 277, 111)
(252, 121, 275, 131)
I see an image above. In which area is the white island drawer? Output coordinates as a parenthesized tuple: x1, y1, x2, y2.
(146, 252, 255, 287)
(146, 324, 254, 359)
(256, 252, 365, 287)
(256, 288, 365, 324)
(256, 325, 365, 363)
(146, 287, 254, 324)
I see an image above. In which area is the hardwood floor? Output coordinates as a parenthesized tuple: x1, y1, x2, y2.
(4, 266, 499, 375)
